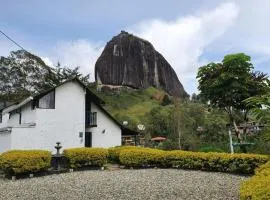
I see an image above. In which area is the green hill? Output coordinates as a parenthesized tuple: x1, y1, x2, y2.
(89, 86, 173, 126)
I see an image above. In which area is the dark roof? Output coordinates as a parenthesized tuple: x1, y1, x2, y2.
(33, 77, 104, 105)
(0, 102, 17, 112)
(122, 127, 139, 135)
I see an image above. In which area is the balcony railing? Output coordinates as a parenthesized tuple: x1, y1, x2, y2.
(85, 111, 97, 127)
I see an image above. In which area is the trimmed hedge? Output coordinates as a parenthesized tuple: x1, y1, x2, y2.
(240, 161, 270, 200)
(165, 150, 269, 174)
(119, 148, 165, 167)
(119, 147, 269, 174)
(63, 147, 108, 168)
(0, 150, 51, 175)
(108, 146, 138, 163)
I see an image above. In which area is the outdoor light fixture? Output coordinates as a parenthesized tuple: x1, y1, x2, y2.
(102, 129, 106, 134)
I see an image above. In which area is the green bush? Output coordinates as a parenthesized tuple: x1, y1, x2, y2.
(108, 146, 138, 163)
(166, 151, 268, 174)
(157, 139, 179, 150)
(63, 147, 108, 168)
(0, 150, 51, 175)
(198, 146, 225, 153)
(119, 148, 269, 174)
(119, 148, 165, 167)
(240, 161, 270, 200)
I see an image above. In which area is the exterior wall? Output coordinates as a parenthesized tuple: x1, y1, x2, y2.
(0, 113, 9, 128)
(5, 102, 37, 127)
(21, 102, 36, 124)
(7, 113, 20, 127)
(88, 102, 121, 147)
(11, 81, 85, 153)
(0, 80, 123, 153)
(0, 132, 11, 152)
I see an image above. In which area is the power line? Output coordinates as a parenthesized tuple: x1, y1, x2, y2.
(0, 30, 26, 51)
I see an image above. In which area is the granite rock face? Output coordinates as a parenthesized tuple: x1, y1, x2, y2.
(95, 31, 188, 97)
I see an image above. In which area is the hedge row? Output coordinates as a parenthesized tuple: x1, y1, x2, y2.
(0, 148, 109, 176)
(0, 147, 269, 177)
(0, 150, 51, 176)
(108, 146, 138, 163)
(240, 161, 270, 200)
(63, 147, 108, 168)
(118, 147, 269, 174)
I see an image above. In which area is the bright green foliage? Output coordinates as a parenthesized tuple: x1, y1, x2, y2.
(245, 79, 270, 122)
(0, 150, 51, 175)
(119, 147, 269, 174)
(244, 80, 270, 154)
(90, 84, 231, 151)
(197, 53, 268, 112)
(63, 148, 108, 168)
(90, 86, 167, 128)
(197, 53, 261, 110)
(240, 161, 270, 200)
(197, 53, 268, 149)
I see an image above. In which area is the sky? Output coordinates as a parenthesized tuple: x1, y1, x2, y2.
(1, 0, 270, 95)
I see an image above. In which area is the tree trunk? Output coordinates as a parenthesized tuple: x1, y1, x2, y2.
(178, 120, 181, 150)
(227, 107, 247, 153)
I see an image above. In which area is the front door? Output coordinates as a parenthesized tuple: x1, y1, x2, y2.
(85, 132, 92, 147)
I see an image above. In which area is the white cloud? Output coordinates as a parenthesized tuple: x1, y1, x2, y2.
(128, 2, 239, 94)
(41, 2, 238, 93)
(47, 39, 104, 81)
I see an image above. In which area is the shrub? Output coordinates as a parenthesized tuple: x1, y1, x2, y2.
(0, 150, 51, 176)
(63, 148, 108, 168)
(240, 161, 270, 200)
(198, 146, 225, 153)
(119, 148, 269, 174)
(119, 148, 166, 167)
(168, 151, 268, 174)
(157, 139, 179, 150)
(108, 146, 138, 163)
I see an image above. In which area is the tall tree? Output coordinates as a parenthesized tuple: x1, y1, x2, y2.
(197, 53, 268, 151)
(0, 50, 90, 103)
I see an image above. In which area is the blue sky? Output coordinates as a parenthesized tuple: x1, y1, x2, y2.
(1, 0, 270, 95)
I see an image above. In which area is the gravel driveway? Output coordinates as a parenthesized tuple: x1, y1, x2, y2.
(0, 169, 247, 200)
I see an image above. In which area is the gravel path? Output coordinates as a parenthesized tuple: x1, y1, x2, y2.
(0, 169, 247, 200)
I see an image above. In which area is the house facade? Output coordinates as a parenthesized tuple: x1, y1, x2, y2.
(0, 78, 123, 153)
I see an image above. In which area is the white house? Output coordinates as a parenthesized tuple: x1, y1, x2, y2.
(0, 78, 135, 153)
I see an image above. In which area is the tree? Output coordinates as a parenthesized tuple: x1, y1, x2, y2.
(144, 106, 170, 137)
(168, 99, 204, 150)
(197, 53, 268, 152)
(245, 79, 270, 122)
(0, 50, 90, 103)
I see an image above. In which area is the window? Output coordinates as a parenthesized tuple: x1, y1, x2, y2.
(85, 111, 97, 127)
(0, 112, 2, 123)
(38, 90, 55, 109)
